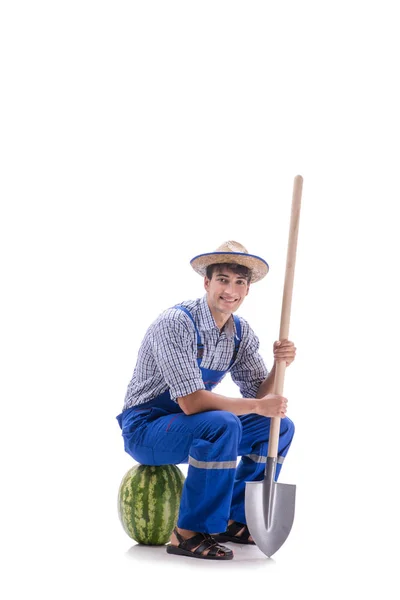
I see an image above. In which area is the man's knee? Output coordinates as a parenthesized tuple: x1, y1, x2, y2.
(214, 410, 242, 430)
(196, 410, 242, 442)
(282, 416, 295, 439)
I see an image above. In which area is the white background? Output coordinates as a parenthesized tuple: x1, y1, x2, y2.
(1, 1, 399, 599)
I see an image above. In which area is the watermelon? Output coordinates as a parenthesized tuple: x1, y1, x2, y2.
(118, 464, 185, 545)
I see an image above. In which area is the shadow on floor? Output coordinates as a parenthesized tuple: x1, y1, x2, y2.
(125, 542, 274, 568)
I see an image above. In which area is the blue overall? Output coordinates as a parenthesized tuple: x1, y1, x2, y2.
(117, 306, 295, 533)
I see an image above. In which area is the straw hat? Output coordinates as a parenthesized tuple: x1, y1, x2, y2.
(190, 241, 269, 283)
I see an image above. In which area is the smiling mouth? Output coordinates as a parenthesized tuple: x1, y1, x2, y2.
(220, 297, 238, 303)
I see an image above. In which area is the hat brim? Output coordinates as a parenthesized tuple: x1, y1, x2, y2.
(190, 252, 269, 283)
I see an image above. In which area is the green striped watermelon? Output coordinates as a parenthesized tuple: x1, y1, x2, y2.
(118, 464, 186, 545)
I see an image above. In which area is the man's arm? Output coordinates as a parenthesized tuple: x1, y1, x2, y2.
(256, 339, 296, 398)
(256, 363, 276, 398)
(178, 387, 286, 418)
(179, 339, 297, 417)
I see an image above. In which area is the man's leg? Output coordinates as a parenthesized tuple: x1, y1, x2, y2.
(229, 413, 295, 525)
(123, 408, 243, 534)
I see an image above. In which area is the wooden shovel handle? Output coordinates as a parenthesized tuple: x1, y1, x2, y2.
(268, 175, 303, 458)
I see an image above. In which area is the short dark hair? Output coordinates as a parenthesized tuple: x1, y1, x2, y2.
(205, 262, 252, 284)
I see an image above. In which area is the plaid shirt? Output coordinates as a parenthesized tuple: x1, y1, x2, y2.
(123, 295, 269, 410)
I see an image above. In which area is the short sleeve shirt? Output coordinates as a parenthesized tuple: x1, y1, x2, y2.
(122, 295, 269, 410)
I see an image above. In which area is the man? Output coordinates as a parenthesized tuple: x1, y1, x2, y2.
(117, 241, 296, 560)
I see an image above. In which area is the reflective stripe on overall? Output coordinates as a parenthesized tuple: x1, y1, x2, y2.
(116, 305, 295, 533)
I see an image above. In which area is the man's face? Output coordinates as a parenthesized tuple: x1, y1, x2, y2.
(204, 267, 250, 316)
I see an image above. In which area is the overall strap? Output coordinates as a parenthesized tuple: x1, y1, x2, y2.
(173, 305, 241, 366)
(229, 315, 242, 368)
(173, 305, 204, 359)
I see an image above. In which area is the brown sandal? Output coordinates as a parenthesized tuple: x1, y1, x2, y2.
(166, 528, 233, 560)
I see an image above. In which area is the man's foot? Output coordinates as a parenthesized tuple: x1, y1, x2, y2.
(214, 520, 255, 545)
(166, 527, 233, 560)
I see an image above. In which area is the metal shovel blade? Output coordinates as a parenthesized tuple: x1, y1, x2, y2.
(245, 458, 296, 557)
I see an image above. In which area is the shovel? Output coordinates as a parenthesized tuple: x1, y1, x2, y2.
(245, 174, 303, 558)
